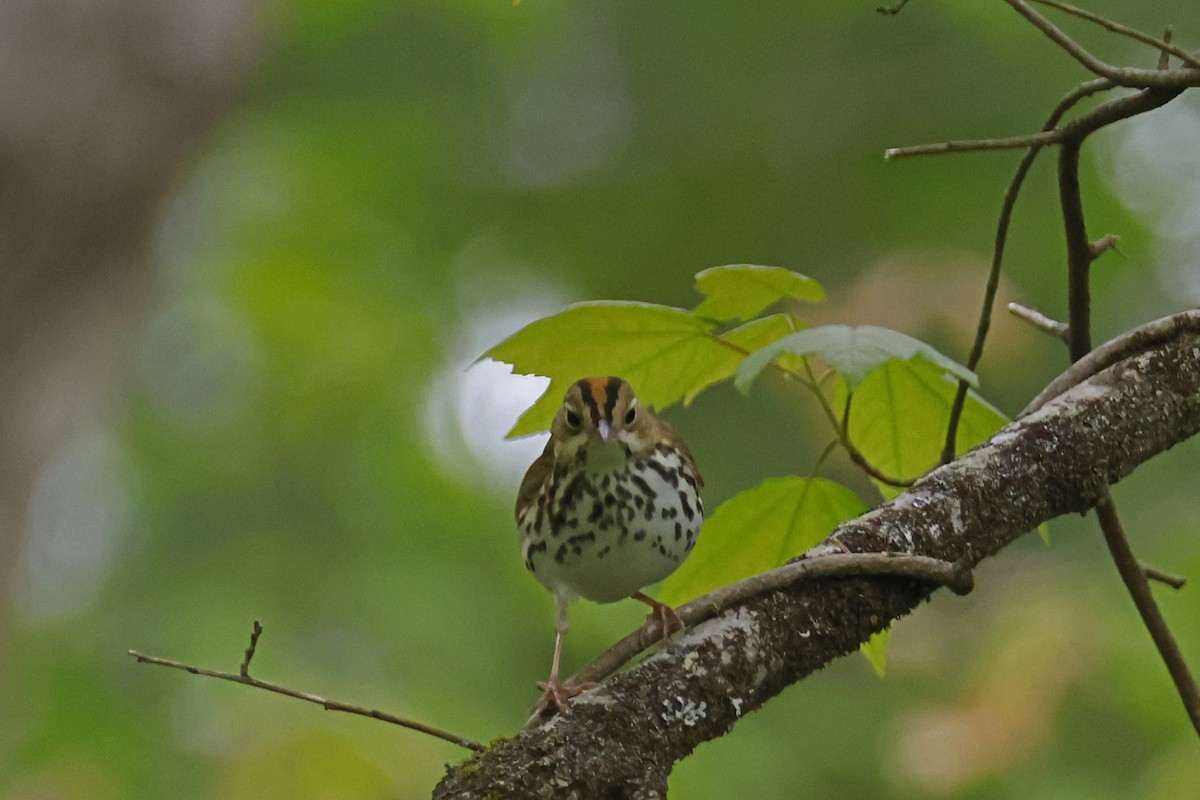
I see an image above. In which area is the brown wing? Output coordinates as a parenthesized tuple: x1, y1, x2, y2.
(514, 438, 556, 522)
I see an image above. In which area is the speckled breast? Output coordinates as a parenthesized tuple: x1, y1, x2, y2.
(519, 443, 703, 604)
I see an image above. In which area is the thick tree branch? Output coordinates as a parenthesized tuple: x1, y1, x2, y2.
(435, 320, 1200, 799)
(559, 552, 971, 700)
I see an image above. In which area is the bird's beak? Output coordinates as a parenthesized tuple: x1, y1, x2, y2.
(598, 419, 612, 442)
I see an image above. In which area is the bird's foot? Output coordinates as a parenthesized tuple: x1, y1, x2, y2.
(635, 593, 685, 648)
(531, 677, 597, 720)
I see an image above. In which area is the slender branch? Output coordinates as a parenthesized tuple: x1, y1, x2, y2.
(1002, 0, 1200, 88)
(558, 552, 972, 697)
(938, 77, 1111, 463)
(1029, 0, 1200, 70)
(876, 0, 912, 15)
(1051, 73, 1199, 739)
(931, 12, 1191, 459)
(886, 131, 1060, 160)
(1052, 87, 1182, 360)
(1089, 233, 1121, 258)
(1096, 493, 1200, 735)
(798, 357, 848, 436)
(240, 619, 263, 678)
(1159, 28, 1174, 71)
(1143, 564, 1188, 590)
(887, 80, 1184, 162)
(128, 622, 487, 753)
(841, 393, 915, 488)
(1059, 136, 1093, 359)
(1046, 94, 1183, 361)
(1008, 302, 1070, 341)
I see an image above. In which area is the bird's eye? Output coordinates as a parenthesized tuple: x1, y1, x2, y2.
(625, 407, 637, 425)
(565, 410, 582, 428)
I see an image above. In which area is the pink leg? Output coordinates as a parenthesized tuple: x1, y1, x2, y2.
(632, 590, 685, 645)
(532, 593, 595, 717)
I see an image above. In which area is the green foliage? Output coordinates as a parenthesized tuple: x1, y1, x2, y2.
(833, 359, 1051, 542)
(482, 263, 830, 438)
(693, 264, 825, 322)
(840, 358, 1007, 497)
(483, 302, 720, 437)
(659, 477, 868, 606)
(860, 628, 890, 678)
(735, 324, 977, 393)
(482, 303, 797, 437)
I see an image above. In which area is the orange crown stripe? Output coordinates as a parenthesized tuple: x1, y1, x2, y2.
(584, 376, 612, 399)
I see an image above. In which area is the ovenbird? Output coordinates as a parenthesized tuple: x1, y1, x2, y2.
(515, 376, 704, 713)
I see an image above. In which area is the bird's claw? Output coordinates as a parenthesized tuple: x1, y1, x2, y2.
(643, 601, 685, 648)
(531, 678, 598, 719)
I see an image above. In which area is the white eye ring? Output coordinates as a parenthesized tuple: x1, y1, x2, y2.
(564, 409, 582, 428)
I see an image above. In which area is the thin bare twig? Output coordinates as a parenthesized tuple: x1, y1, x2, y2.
(1050, 99, 1184, 360)
(240, 619, 262, 678)
(1029, 0, 1200, 70)
(1002, 0, 1200, 88)
(558, 552, 972, 700)
(1008, 302, 1070, 341)
(1089, 233, 1121, 258)
(1096, 493, 1200, 735)
(1022, 309, 1200, 414)
(1060, 138, 1093, 357)
(1061, 92, 1185, 354)
(876, 0, 912, 16)
(1143, 564, 1188, 590)
(938, 77, 1111, 464)
(886, 131, 1060, 160)
(129, 621, 487, 753)
(1159, 27, 1174, 71)
(887, 81, 1183, 161)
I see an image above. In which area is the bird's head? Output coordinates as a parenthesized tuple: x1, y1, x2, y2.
(551, 376, 650, 459)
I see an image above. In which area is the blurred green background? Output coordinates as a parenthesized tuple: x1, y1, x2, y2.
(2, 1, 1199, 797)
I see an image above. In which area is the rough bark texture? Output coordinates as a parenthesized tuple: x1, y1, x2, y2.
(434, 330, 1200, 799)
